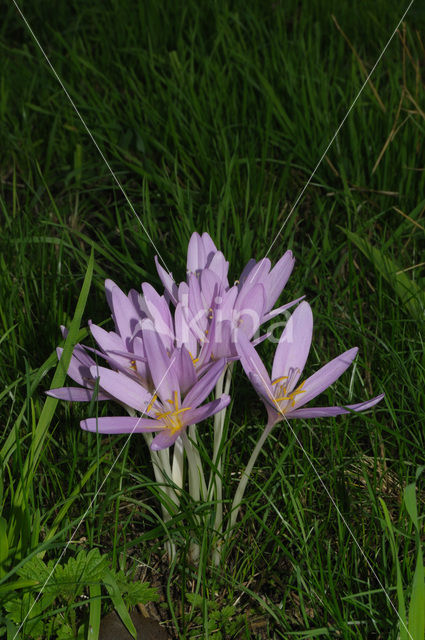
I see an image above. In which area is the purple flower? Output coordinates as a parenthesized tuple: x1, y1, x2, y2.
(156, 232, 301, 367)
(79, 320, 230, 450)
(236, 301, 384, 426)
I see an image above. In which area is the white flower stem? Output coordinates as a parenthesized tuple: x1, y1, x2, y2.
(210, 364, 233, 528)
(182, 429, 206, 501)
(171, 435, 184, 490)
(228, 423, 273, 532)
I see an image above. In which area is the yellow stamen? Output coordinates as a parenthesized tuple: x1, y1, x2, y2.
(272, 376, 288, 385)
(146, 394, 158, 413)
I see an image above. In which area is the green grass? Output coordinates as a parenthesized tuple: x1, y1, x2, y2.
(1, 0, 425, 637)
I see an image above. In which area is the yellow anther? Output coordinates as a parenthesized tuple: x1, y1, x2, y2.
(272, 376, 288, 385)
(146, 394, 158, 413)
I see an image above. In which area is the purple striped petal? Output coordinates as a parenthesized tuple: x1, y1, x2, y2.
(89, 323, 124, 353)
(234, 283, 265, 338)
(150, 429, 181, 451)
(155, 256, 178, 305)
(46, 387, 109, 401)
(293, 347, 359, 409)
(262, 295, 305, 322)
(89, 365, 152, 412)
(56, 348, 89, 387)
(175, 346, 197, 395)
(182, 394, 231, 426)
(271, 301, 312, 390)
(208, 251, 229, 287)
(187, 232, 206, 273)
(265, 250, 295, 310)
(183, 359, 226, 408)
(142, 282, 174, 351)
(200, 269, 221, 309)
(175, 303, 198, 356)
(142, 320, 180, 405)
(287, 393, 385, 418)
(111, 286, 142, 348)
(239, 258, 271, 288)
(201, 232, 218, 261)
(81, 416, 165, 434)
(235, 330, 272, 395)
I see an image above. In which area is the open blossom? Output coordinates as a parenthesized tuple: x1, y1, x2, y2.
(236, 301, 384, 426)
(156, 231, 302, 366)
(80, 321, 230, 450)
(48, 314, 230, 450)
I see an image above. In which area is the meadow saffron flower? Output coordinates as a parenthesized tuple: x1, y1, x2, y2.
(155, 232, 302, 367)
(236, 301, 384, 426)
(78, 320, 229, 450)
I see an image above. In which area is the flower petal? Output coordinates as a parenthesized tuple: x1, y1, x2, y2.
(262, 295, 305, 322)
(287, 393, 384, 418)
(150, 429, 181, 451)
(208, 251, 229, 288)
(182, 394, 231, 426)
(81, 416, 164, 433)
(183, 359, 226, 408)
(142, 282, 174, 351)
(293, 347, 359, 409)
(234, 283, 265, 338)
(89, 365, 152, 412)
(155, 256, 178, 305)
(46, 387, 108, 401)
(175, 346, 197, 395)
(187, 232, 206, 273)
(111, 285, 142, 347)
(235, 330, 272, 395)
(271, 301, 313, 389)
(265, 250, 295, 311)
(142, 320, 180, 405)
(201, 232, 218, 261)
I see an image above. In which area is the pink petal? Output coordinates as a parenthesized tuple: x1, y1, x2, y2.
(187, 232, 206, 273)
(89, 365, 152, 412)
(150, 429, 181, 451)
(81, 416, 164, 434)
(208, 251, 229, 288)
(182, 394, 231, 426)
(293, 347, 359, 409)
(111, 286, 142, 347)
(46, 387, 109, 401)
(175, 346, 197, 395)
(262, 295, 305, 322)
(142, 282, 174, 352)
(287, 393, 384, 418)
(142, 320, 180, 405)
(265, 250, 295, 311)
(234, 283, 265, 338)
(271, 301, 313, 389)
(235, 331, 272, 394)
(155, 256, 178, 305)
(183, 359, 226, 408)
(201, 232, 218, 260)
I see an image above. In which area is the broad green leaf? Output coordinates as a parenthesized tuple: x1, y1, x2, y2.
(343, 229, 425, 321)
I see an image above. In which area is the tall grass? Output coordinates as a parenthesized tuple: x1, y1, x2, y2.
(1, 0, 425, 637)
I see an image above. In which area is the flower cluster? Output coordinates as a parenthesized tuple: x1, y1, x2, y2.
(48, 232, 383, 451)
